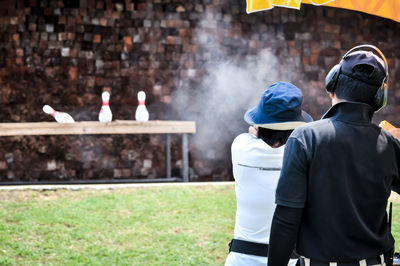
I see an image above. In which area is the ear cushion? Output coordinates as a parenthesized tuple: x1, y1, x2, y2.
(325, 64, 341, 93)
(374, 82, 388, 111)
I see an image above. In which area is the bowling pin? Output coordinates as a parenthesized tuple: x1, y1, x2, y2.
(135, 91, 149, 122)
(98, 91, 112, 123)
(42, 105, 75, 123)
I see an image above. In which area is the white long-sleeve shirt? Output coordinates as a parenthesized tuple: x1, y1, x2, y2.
(225, 133, 297, 266)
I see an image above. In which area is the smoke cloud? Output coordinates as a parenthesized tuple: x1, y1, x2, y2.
(171, 11, 298, 177)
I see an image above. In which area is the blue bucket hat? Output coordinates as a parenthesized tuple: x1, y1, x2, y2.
(244, 82, 313, 130)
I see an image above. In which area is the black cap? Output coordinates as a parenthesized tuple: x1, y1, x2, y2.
(341, 51, 387, 87)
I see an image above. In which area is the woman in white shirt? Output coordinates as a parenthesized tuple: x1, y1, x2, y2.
(225, 82, 312, 266)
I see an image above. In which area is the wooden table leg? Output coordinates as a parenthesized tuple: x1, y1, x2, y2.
(182, 133, 189, 182)
(166, 134, 171, 179)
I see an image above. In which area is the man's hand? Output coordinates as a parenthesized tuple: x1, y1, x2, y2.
(379, 120, 396, 131)
(388, 128, 400, 140)
(248, 126, 258, 137)
(379, 120, 400, 140)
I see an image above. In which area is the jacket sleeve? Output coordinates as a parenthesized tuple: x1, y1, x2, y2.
(391, 136, 400, 194)
(268, 205, 303, 266)
(275, 136, 309, 208)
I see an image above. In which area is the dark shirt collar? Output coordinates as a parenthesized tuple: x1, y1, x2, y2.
(321, 101, 374, 123)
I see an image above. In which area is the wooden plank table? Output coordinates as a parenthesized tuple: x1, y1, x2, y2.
(0, 120, 196, 182)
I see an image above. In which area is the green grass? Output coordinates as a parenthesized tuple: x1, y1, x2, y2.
(390, 200, 400, 251)
(1, 185, 400, 266)
(0, 185, 236, 266)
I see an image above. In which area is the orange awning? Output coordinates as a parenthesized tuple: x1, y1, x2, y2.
(246, 0, 400, 23)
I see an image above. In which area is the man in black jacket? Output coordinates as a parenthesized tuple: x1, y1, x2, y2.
(268, 45, 400, 266)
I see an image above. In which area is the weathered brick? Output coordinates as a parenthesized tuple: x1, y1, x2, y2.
(93, 34, 101, 43)
(68, 66, 78, 80)
(67, 32, 75, 40)
(99, 17, 107, 26)
(16, 48, 24, 57)
(12, 33, 19, 42)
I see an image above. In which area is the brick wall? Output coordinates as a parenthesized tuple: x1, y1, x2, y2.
(0, 0, 400, 182)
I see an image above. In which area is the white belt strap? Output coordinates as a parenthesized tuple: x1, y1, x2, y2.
(380, 254, 385, 265)
(359, 259, 367, 266)
(302, 254, 385, 266)
(302, 257, 310, 266)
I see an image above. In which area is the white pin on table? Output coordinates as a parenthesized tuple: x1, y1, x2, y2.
(98, 91, 112, 123)
(135, 91, 149, 122)
(42, 105, 75, 123)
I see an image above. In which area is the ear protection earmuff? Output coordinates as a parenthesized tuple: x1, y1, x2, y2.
(324, 44, 389, 112)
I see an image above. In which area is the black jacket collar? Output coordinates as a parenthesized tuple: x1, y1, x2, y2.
(321, 101, 374, 124)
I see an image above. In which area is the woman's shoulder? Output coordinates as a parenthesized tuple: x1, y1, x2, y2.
(232, 133, 260, 148)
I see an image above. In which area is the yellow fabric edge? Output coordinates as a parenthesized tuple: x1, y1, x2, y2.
(246, 0, 400, 23)
(302, 0, 400, 23)
(246, 0, 274, 13)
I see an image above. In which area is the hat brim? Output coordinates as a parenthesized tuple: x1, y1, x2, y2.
(244, 110, 313, 130)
